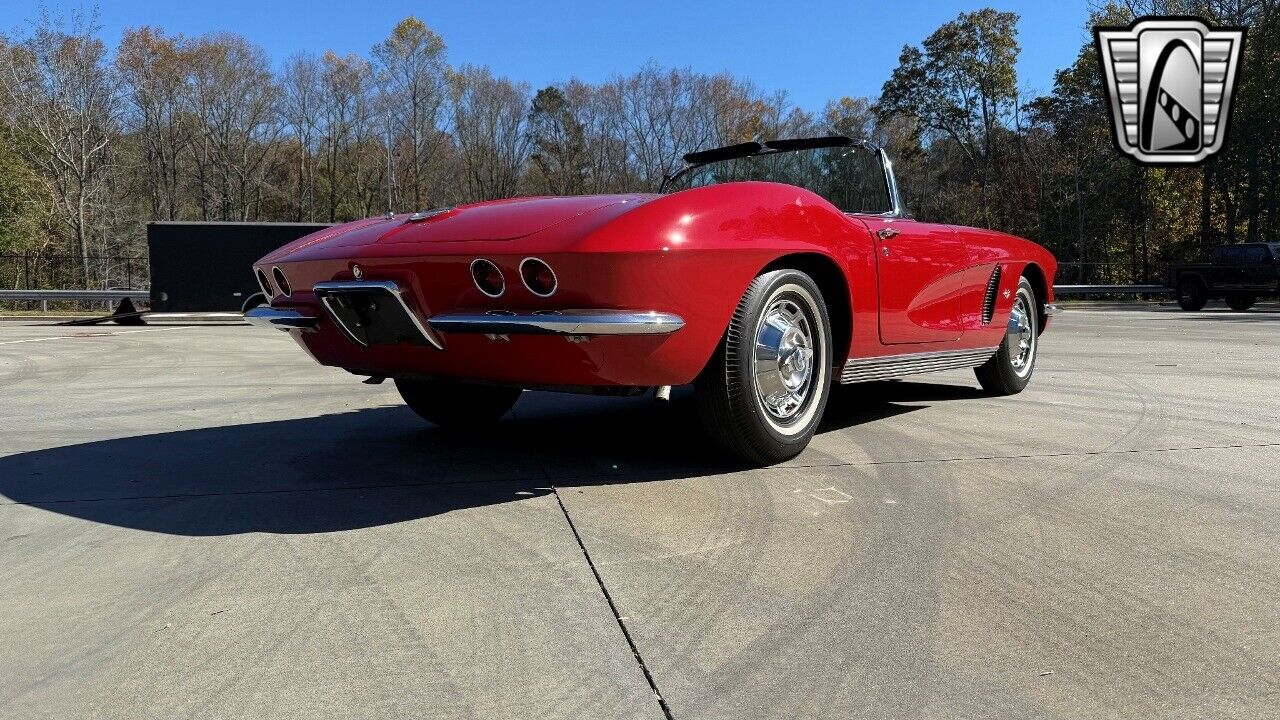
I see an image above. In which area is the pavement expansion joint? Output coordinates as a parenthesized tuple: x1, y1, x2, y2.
(552, 485, 676, 720)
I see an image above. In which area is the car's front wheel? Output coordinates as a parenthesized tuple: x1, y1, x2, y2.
(975, 276, 1039, 396)
(395, 378, 522, 428)
(695, 269, 833, 465)
(1177, 279, 1208, 311)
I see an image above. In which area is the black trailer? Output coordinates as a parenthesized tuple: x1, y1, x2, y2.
(148, 222, 331, 313)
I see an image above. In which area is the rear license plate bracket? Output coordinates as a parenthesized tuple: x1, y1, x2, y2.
(314, 283, 436, 348)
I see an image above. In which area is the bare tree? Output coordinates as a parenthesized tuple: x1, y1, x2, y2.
(2, 5, 1277, 290)
(560, 78, 632, 193)
(185, 33, 280, 221)
(117, 26, 193, 222)
(373, 17, 447, 210)
(280, 52, 323, 221)
(318, 51, 372, 221)
(347, 74, 388, 217)
(0, 10, 121, 285)
(603, 65, 713, 190)
(448, 65, 531, 202)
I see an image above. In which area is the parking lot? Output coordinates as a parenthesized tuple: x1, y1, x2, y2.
(1, 304, 1277, 719)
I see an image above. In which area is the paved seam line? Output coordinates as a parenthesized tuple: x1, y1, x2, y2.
(3, 441, 1277, 508)
(552, 486, 676, 720)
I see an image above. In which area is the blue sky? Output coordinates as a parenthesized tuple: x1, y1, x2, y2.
(3, 1, 1092, 110)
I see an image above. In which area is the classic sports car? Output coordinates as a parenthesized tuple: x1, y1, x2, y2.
(247, 137, 1057, 464)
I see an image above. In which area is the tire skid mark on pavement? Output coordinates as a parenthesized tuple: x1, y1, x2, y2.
(0, 325, 195, 346)
(4, 441, 1277, 509)
(782, 440, 1280, 470)
(949, 498, 1280, 713)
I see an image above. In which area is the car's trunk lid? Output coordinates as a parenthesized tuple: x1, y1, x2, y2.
(262, 194, 654, 263)
(342, 196, 635, 246)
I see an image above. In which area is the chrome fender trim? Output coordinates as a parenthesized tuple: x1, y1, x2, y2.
(428, 310, 685, 336)
(244, 306, 318, 330)
(840, 346, 998, 384)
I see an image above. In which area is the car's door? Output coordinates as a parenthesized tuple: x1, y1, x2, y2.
(1211, 246, 1238, 289)
(1242, 244, 1271, 289)
(859, 216, 966, 344)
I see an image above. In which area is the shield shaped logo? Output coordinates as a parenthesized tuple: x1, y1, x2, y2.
(1096, 17, 1245, 164)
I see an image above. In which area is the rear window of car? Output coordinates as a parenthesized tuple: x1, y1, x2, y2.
(665, 145, 894, 215)
(1243, 245, 1270, 264)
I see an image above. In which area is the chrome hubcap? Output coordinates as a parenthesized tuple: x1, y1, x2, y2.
(1007, 291, 1037, 377)
(754, 299, 815, 420)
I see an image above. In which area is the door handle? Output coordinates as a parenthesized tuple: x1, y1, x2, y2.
(876, 227, 900, 241)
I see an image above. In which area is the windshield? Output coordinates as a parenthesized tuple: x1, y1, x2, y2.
(664, 145, 894, 215)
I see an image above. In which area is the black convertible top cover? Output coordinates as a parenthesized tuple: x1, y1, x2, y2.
(680, 136, 868, 165)
(682, 141, 763, 165)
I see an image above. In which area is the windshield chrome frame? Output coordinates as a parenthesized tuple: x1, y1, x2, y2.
(875, 148, 908, 219)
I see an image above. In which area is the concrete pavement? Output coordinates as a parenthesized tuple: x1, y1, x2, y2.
(1, 304, 1277, 719)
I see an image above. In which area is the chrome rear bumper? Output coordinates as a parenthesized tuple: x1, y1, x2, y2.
(246, 303, 684, 338)
(244, 307, 318, 330)
(428, 310, 685, 336)
(246, 277, 684, 340)
(1044, 303, 1061, 316)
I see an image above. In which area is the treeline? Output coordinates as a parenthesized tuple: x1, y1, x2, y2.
(1, 2, 1277, 289)
(879, 1, 1280, 284)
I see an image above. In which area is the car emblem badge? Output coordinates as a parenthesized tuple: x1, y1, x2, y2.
(1003, 289, 1011, 299)
(352, 264, 363, 279)
(1096, 17, 1245, 165)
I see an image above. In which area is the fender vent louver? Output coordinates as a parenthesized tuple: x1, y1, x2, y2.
(981, 265, 1002, 325)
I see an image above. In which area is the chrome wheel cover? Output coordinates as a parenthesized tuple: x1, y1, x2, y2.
(1006, 288, 1037, 378)
(753, 298, 817, 421)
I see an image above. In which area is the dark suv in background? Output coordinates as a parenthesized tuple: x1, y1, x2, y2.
(1169, 243, 1280, 311)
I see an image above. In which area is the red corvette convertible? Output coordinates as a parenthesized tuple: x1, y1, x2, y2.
(248, 137, 1057, 463)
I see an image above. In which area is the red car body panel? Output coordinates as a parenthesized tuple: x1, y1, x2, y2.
(256, 180, 1056, 388)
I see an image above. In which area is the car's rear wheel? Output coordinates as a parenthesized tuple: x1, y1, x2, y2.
(1226, 294, 1256, 312)
(1177, 279, 1208, 311)
(395, 378, 522, 427)
(695, 269, 833, 465)
(975, 276, 1039, 396)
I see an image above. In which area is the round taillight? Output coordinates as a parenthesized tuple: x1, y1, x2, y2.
(271, 266, 291, 297)
(519, 257, 557, 297)
(255, 268, 273, 298)
(470, 259, 505, 297)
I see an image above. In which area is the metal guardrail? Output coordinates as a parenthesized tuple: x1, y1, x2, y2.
(1054, 284, 1172, 295)
(0, 289, 149, 314)
(0, 289, 149, 301)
